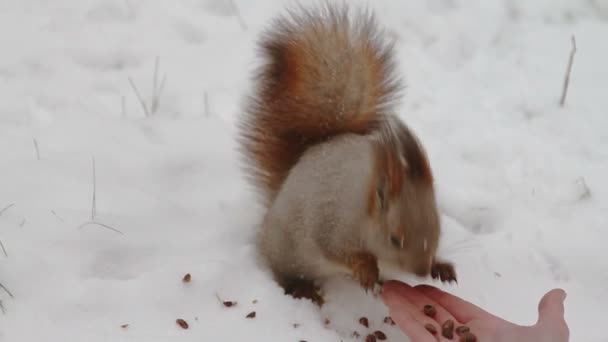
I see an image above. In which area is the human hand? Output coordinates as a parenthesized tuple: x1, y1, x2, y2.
(380, 280, 569, 342)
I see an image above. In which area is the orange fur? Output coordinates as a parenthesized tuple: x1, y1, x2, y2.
(237, 3, 403, 206)
(367, 117, 435, 216)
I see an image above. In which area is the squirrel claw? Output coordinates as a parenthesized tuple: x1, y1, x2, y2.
(431, 261, 457, 283)
(349, 252, 380, 292)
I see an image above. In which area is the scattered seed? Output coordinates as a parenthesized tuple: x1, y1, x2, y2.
(223, 301, 237, 307)
(383, 316, 395, 325)
(373, 330, 386, 340)
(365, 334, 377, 342)
(459, 332, 477, 342)
(441, 319, 454, 339)
(120, 324, 129, 329)
(252, 299, 258, 304)
(176, 318, 189, 329)
(456, 325, 471, 336)
(246, 311, 256, 318)
(423, 304, 437, 318)
(425, 323, 437, 335)
(324, 318, 331, 326)
(182, 273, 191, 283)
(359, 317, 369, 328)
(293, 323, 300, 328)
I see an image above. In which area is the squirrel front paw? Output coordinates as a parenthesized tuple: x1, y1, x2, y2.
(431, 260, 457, 283)
(348, 252, 380, 291)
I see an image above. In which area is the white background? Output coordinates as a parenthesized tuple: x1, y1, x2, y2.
(1, 0, 607, 341)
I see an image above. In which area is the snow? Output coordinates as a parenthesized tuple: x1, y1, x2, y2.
(1, 0, 607, 341)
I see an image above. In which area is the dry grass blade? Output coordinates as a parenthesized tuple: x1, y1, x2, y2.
(129, 57, 166, 117)
(0, 203, 15, 216)
(559, 35, 577, 107)
(121, 95, 126, 117)
(33, 138, 40, 160)
(78, 221, 124, 235)
(51, 210, 65, 222)
(91, 157, 97, 221)
(229, 0, 247, 30)
(0, 282, 14, 298)
(128, 76, 150, 117)
(0, 240, 7, 257)
(204, 91, 210, 116)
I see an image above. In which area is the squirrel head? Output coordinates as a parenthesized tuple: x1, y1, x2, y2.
(367, 116, 440, 277)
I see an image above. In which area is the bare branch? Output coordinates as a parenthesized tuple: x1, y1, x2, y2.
(560, 35, 577, 107)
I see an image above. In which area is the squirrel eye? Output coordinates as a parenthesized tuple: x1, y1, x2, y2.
(377, 185, 387, 209)
(390, 235, 402, 248)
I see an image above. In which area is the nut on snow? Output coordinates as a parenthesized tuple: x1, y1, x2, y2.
(176, 319, 189, 329)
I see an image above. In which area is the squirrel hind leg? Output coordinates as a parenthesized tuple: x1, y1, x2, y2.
(281, 277, 325, 307)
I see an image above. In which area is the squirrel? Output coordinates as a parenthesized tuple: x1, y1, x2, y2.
(237, 3, 457, 306)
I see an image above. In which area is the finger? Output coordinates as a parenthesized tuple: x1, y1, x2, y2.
(381, 282, 446, 341)
(415, 284, 493, 323)
(537, 288, 567, 326)
(383, 281, 460, 326)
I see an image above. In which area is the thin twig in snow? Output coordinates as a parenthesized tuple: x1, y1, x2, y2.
(121, 95, 126, 117)
(33, 138, 40, 160)
(91, 157, 97, 221)
(559, 35, 577, 107)
(0, 300, 4, 314)
(129, 58, 167, 117)
(124, 0, 134, 16)
(229, 0, 247, 30)
(152, 56, 160, 109)
(0, 203, 15, 216)
(576, 177, 591, 200)
(51, 210, 64, 222)
(128, 76, 150, 117)
(0, 240, 7, 257)
(0, 282, 14, 298)
(78, 221, 124, 235)
(204, 91, 210, 117)
(150, 57, 167, 114)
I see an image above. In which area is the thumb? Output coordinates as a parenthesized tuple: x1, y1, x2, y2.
(536, 288, 567, 326)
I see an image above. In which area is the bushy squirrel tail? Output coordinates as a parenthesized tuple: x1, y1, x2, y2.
(238, 3, 404, 205)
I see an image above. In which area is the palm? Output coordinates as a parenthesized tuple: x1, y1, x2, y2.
(380, 281, 569, 342)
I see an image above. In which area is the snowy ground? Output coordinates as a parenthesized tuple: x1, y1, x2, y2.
(1, 0, 607, 341)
